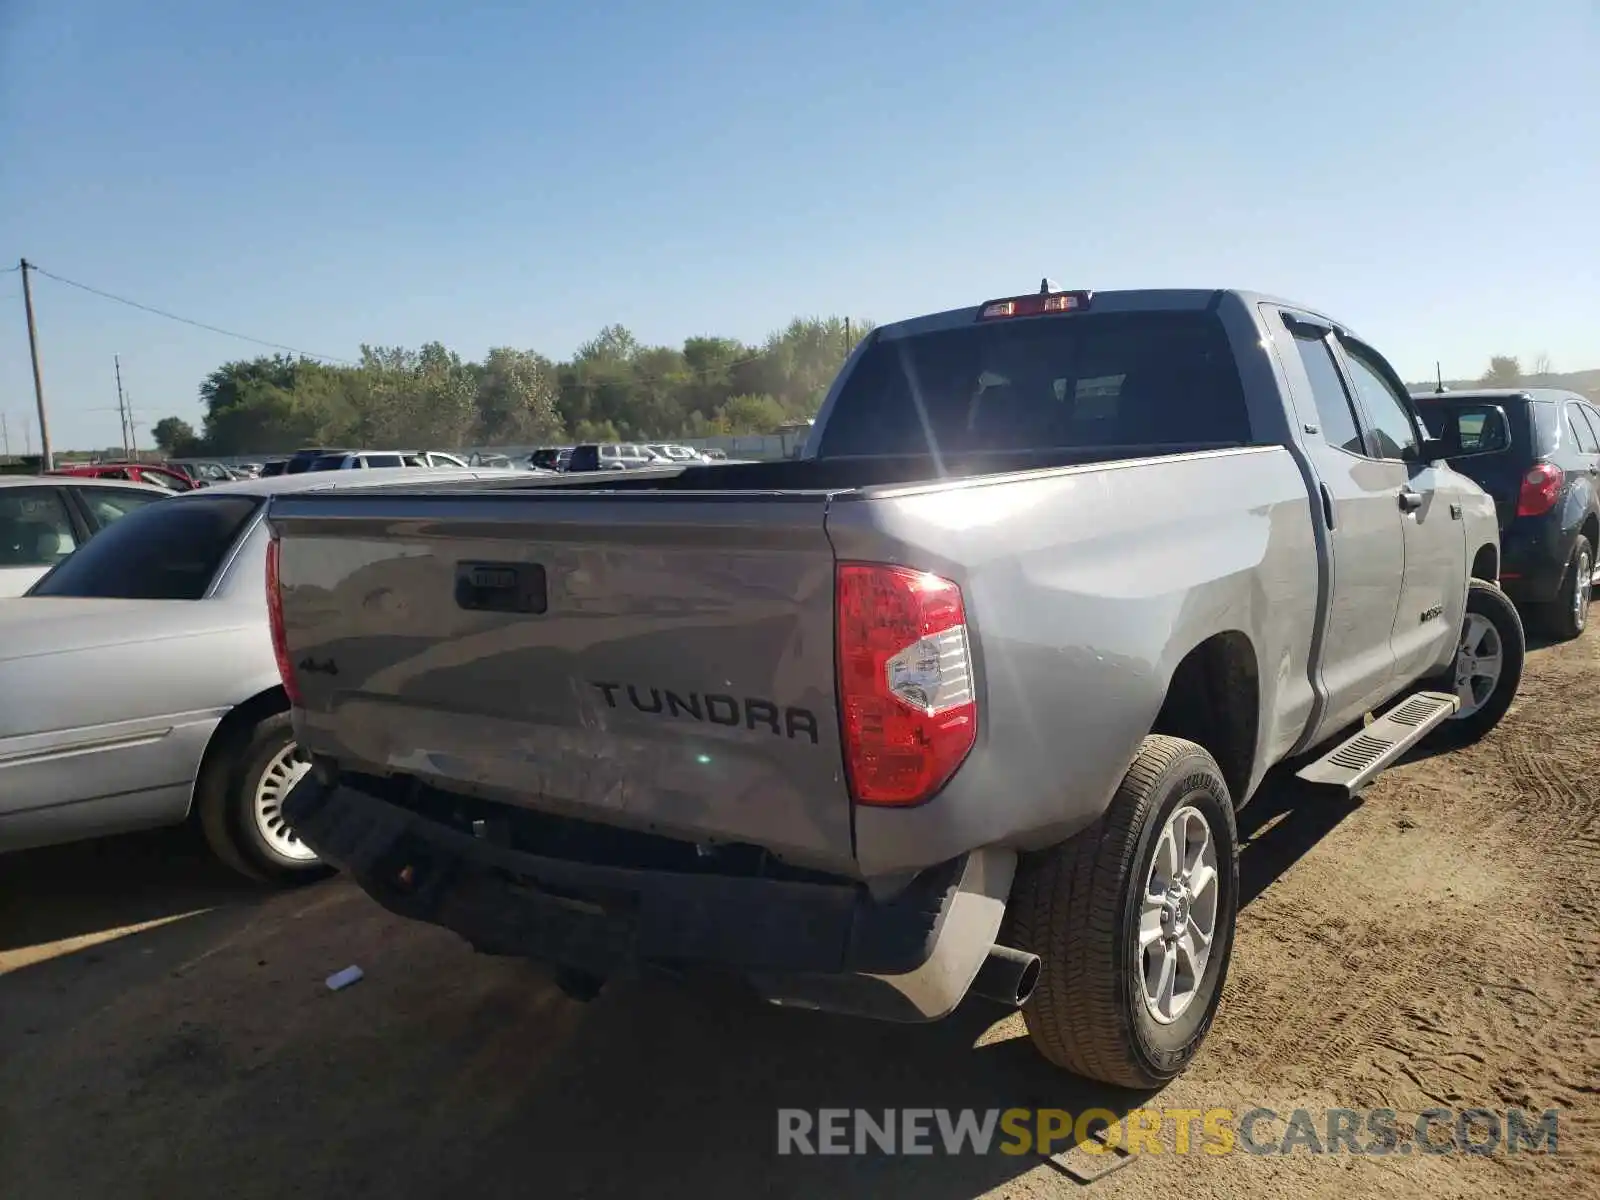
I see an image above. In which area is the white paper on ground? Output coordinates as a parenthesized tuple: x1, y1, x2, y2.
(325, 965, 364, 991)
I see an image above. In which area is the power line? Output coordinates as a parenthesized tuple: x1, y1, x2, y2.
(27, 263, 356, 364)
(19, 260, 868, 391)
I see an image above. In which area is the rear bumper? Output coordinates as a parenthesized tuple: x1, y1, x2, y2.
(283, 775, 1015, 1022)
(1499, 517, 1574, 603)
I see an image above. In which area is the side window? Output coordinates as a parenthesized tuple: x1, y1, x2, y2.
(82, 487, 165, 528)
(1567, 405, 1599, 454)
(1581, 405, 1600, 451)
(1291, 331, 1364, 454)
(1339, 340, 1420, 461)
(0, 487, 79, 567)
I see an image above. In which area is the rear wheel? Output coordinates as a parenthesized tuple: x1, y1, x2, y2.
(198, 711, 327, 882)
(1535, 536, 1592, 642)
(1006, 736, 1239, 1087)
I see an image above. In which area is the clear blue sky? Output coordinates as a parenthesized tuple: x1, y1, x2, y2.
(2, 0, 1595, 452)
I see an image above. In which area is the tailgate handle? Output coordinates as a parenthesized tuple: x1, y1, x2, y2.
(455, 561, 548, 614)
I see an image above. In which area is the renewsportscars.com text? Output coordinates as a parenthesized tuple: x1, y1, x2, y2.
(776, 1107, 1561, 1157)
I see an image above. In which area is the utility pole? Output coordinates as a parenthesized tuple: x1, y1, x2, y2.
(844, 316, 852, 360)
(115, 355, 131, 458)
(1, 412, 9, 456)
(127, 394, 138, 457)
(19, 259, 54, 470)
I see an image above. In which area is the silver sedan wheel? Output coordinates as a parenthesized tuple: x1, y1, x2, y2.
(253, 741, 318, 862)
(1139, 803, 1219, 1025)
(1452, 612, 1504, 719)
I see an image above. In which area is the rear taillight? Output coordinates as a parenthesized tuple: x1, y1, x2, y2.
(836, 564, 977, 806)
(1517, 462, 1564, 517)
(265, 534, 302, 706)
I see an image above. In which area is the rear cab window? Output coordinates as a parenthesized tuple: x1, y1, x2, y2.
(815, 309, 1253, 459)
(29, 494, 262, 600)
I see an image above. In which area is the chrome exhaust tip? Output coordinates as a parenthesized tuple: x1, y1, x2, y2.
(967, 944, 1042, 1007)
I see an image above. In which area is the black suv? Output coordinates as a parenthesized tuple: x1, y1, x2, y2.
(1414, 388, 1600, 639)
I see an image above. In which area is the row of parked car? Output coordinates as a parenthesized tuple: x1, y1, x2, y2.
(528, 442, 730, 472)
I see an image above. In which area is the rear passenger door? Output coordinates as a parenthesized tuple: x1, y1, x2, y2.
(1334, 335, 1467, 687)
(1276, 312, 1406, 738)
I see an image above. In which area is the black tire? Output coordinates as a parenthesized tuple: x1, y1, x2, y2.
(197, 711, 328, 883)
(1535, 536, 1592, 642)
(1006, 735, 1239, 1088)
(1431, 579, 1526, 746)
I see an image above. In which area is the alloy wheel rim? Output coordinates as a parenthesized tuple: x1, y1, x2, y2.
(1576, 551, 1591, 630)
(253, 741, 318, 862)
(1139, 802, 1220, 1025)
(1452, 612, 1503, 719)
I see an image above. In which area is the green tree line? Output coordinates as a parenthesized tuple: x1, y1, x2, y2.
(151, 315, 874, 457)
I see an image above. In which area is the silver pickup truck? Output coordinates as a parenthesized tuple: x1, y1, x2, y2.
(269, 286, 1524, 1087)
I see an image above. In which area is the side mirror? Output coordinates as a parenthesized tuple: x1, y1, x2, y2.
(1420, 405, 1511, 462)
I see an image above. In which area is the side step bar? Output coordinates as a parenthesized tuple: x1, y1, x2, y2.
(1295, 691, 1460, 795)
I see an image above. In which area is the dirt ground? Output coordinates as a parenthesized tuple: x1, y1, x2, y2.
(2, 626, 1597, 1200)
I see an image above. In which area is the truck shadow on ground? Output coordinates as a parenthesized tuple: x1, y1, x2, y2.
(0, 826, 276, 957)
(0, 767, 1359, 1200)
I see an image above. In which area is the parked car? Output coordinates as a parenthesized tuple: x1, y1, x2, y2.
(415, 451, 470, 469)
(269, 284, 1521, 1088)
(171, 459, 246, 484)
(1414, 388, 1600, 639)
(306, 450, 413, 471)
(283, 448, 355, 474)
(528, 446, 573, 471)
(644, 443, 709, 464)
(0, 465, 533, 880)
(304, 449, 475, 471)
(528, 447, 564, 471)
(0, 476, 170, 597)
(565, 442, 660, 472)
(50, 462, 198, 492)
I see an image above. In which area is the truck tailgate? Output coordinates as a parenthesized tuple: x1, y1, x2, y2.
(267, 491, 853, 872)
